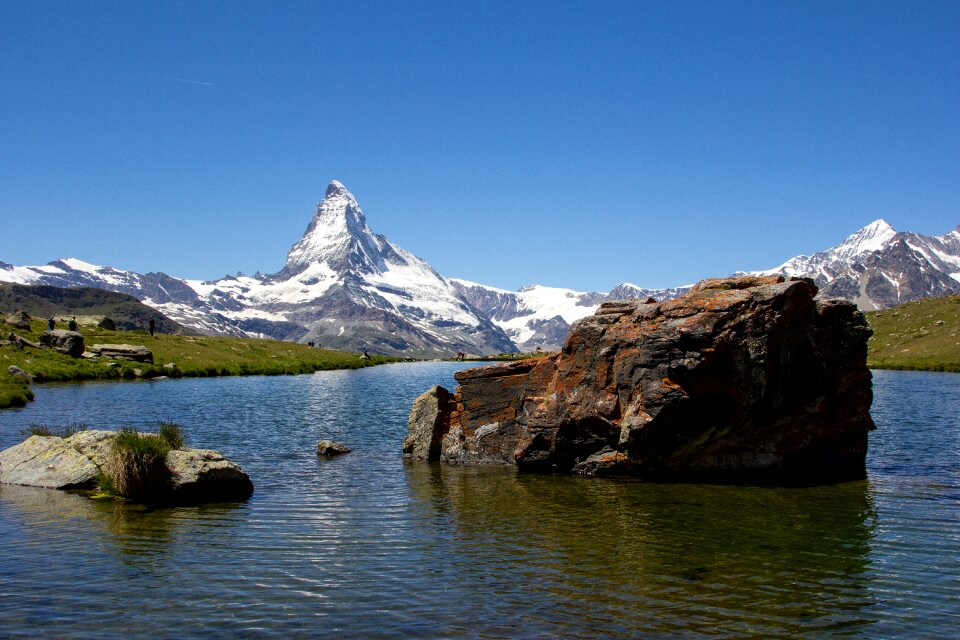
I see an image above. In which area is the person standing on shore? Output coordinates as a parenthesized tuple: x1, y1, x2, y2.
(48, 316, 55, 331)
(149, 317, 156, 337)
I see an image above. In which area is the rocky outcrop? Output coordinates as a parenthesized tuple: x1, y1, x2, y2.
(40, 330, 85, 357)
(0, 435, 100, 489)
(88, 343, 154, 363)
(406, 276, 875, 484)
(0, 430, 253, 503)
(403, 386, 454, 461)
(4, 310, 32, 330)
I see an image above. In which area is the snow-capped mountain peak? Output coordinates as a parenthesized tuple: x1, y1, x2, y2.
(746, 219, 960, 310)
(283, 180, 382, 276)
(834, 219, 897, 260)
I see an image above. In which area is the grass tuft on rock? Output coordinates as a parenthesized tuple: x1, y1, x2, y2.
(101, 428, 173, 499)
(21, 422, 87, 438)
(157, 422, 185, 449)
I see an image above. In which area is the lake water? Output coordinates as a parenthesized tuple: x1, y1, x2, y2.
(0, 365, 957, 638)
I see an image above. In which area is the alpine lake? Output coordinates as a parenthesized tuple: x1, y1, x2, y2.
(0, 363, 957, 638)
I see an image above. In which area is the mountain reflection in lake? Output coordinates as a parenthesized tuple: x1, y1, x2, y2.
(0, 364, 957, 638)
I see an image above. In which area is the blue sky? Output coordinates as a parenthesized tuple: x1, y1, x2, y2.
(1, 1, 958, 291)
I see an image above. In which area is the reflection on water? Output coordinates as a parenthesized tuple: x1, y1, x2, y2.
(405, 464, 877, 637)
(0, 365, 958, 637)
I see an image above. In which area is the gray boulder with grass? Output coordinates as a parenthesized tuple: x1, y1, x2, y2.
(8, 365, 32, 380)
(0, 429, 253, 504)
(88, 344, 154, 363)
(40, 330, 85, 357)
(4, 310, 32, 330)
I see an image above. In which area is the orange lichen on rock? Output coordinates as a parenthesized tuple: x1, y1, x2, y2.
(405, 276, 874, 484)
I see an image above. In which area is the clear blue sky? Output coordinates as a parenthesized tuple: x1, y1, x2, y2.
(1, 0, 958, 291)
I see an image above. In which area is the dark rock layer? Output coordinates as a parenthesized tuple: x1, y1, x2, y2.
(405, 276, 875, 484)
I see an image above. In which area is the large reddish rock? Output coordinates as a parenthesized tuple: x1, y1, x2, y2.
(405, 276, 875, 484)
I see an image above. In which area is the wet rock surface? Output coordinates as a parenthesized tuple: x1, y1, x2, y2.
(407, 276, 875, 484)
(316, 440, 351, 457)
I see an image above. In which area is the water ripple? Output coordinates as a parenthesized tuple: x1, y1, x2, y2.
(1, 366, 958, 637)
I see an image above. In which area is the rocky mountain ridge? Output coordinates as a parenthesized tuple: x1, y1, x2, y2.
(742, 219, 960, 310)
(2, 183, 957, 354)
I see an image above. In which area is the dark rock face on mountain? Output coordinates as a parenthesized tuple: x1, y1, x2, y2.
(406, 276, 875, 484)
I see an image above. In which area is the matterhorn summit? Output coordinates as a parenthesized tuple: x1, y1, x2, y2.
(3, 183, 956, 352)
(283, 180, 387, 277)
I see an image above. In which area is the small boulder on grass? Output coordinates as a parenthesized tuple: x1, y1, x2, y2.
(4, 311, 31, 331)
(317, 440, 351, 457)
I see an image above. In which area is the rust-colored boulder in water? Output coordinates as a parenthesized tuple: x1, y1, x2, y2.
(405, 276, 875, 484)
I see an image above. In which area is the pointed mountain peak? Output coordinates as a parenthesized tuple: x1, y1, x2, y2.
(834, 218, 898, 259)
(282, 181, 384, 276)
(859, 219, 896, 235)
(325, 179, 349, 197)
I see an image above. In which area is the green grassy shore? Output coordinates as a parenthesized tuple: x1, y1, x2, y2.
(865, 295, 960, 372)
(1, 318, 393, 409)
(4, 294, 958, 409)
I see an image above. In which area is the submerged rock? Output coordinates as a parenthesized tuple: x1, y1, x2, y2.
(316, 440, 351, 457)
(0, 430, 253, 503)
(406, 276, 875, 484)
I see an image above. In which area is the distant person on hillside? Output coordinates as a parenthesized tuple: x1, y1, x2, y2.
(68, 317, 78, 331)
(149, 317, 156, 337)
(48, 316, 55, 331)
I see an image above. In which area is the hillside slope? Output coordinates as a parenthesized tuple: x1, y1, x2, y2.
(0, 283, 191, 334)
(866, 295, 960, 371)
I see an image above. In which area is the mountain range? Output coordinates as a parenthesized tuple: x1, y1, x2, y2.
(2, 181, 958, 355)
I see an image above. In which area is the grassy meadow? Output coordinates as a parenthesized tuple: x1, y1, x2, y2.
(1, 317, 393, 409)
(865, 295, 960, 372)
(4, 293, 960, 410)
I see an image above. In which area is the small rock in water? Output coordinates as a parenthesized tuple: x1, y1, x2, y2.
(316, 440, 351, 457)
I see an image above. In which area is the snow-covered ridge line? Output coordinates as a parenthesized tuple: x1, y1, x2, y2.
(4, 201, 957, 351)
(744, 219, 960, 310)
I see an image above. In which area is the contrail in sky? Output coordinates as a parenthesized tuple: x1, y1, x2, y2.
(173, 78, 215, 86)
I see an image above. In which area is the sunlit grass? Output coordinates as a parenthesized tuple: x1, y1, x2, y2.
(866, 295, 960, 372)
(1, 317, 395, 408)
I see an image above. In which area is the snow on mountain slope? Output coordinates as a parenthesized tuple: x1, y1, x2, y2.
(451, 279, 688, 351)
(746, 220, 960, 310)
(0, 181, 515, 357)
